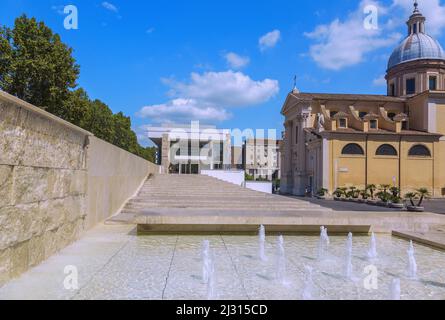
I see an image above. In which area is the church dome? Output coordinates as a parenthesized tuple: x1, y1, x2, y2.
(387, 1, 445, 70)
(388, 33, 445, 70)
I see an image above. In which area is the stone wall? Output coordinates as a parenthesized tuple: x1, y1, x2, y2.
(86, 137, 159, 229)
(0, 90, 159, 286)
(0, 91, 89, 286)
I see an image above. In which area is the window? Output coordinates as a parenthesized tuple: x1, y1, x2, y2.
(389, 83, 395, 97)
(429, 76, 437, 91)
(342, 143, 365, 155)
(359, 112, 368, 119)
(388, 112, 396, 120)
(413, 24, 417, 33)
(338, 118, 347, 128)
(330, 111, 338, 118)
(376, 144, 398, 156)
(370, 120, 378, 129)
(408, 145, 431, 157)
(406, 78, 416, 95)
(402, 121, 408, 130)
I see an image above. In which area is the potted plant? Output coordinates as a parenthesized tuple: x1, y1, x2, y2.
(339, 187, 348, 201)
(358, 189, 369, 203)
(366, 184, 378, 205)
(405, 188, 430, 212)
(333, 188, 343, 201)
(389, 195, 404, 209)
(389, 187, 404, 209)
(345, 190, 354, 202)
(348, 187, 360, 202)
(316, 188, 329, 200)
(376, 190, 391, 207)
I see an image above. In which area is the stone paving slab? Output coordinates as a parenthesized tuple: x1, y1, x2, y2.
(109, 208, 445, 234)
(393, 226, 445, 251)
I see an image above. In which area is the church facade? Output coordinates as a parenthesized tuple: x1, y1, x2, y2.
(280, 3, 445, 197)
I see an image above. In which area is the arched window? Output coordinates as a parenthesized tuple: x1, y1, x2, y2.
(408, 145, 431, 157)
(342, 143, 364, 155)
(376, 144, 398, 156)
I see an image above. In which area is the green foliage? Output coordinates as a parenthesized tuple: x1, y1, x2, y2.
(334, 188, 343, 198)
(404, 192, 419, 207)
(376, 190, 391, 203)
(349, 186, 360, 199)
(0, 15, 79, 115)
(360, 189, 370, 200)
(317, 188, 328, 197)
(245, 173, 255, 181)
(0, 15, 156, 162)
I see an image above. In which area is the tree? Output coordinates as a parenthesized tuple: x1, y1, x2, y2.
(62, 88, 90, 127)
(0, 15, 156, 163)
(0, 15, 79, 116)
(112, 112, 139, 154)
(81, 99, 115, 141)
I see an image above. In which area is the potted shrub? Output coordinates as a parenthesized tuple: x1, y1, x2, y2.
(339, 187, 348, 201)
(345, 190, 354, 202)
(333, 188, 343, 201)
(358, 190, 369, 203)
(366, 184, 378, 205)
(316, 188, 329, 200)
(348, 187, 359, 202)
(389, 195, 404, 209)
(405, 188, 430, 212)
(376, 190, 391, 207)
(389, 187, 404, 209)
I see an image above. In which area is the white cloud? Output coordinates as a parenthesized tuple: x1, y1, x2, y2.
(170, 71, 279, 107)
(304, 0, 402, 70)
(51, 5, 65, 15)
(392, 0, 445, 36)
(102, 2, 118, 13)
(137, 99, 231, 123)
(146, 27, 155, 34)
(259, 30, 281, 51)
(224, 52, 250, 69)
(137, 71, 279, 124)
(373, 75, 387, 86)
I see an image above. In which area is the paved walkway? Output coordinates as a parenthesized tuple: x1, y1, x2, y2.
(298, 197, 445, 215)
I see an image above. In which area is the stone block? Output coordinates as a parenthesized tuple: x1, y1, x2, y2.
(0, 165, 13, 208)
(42, 229, 59, 260)
(21, 130, 58, 168)
(28, 235, 45, 268)
(12, 166, 50, 204)
(55, 221, 78, 251)
(10, 241, 29, 278)
(40, 199, 67, 232)
(0, 248, 11, 286)
(0, 123, 26, 166)
(0, 203, 39, 250)
(48, 169, 72, 199)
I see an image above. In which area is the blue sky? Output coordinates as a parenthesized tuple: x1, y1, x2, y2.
(1, 0, 445, 145)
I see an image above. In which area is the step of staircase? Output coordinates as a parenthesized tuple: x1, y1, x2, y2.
(114, 174, 329, 221)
